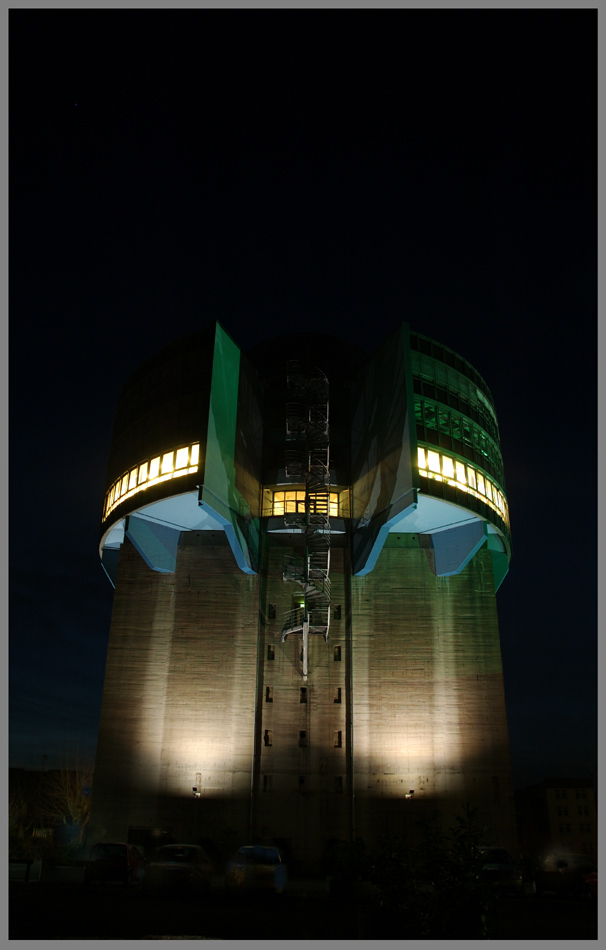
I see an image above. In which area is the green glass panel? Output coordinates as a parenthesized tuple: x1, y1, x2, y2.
(424, 403, 437, 429)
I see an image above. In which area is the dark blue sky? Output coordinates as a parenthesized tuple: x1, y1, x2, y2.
(9, 10, 597, 789)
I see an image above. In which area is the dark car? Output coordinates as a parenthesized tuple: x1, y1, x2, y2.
(225, 845, 287, 895)
(535, 853, 597, 897)
(142, 844, 213, 895)
(84, 842, 146, 885)
(477, 847, 524, 896)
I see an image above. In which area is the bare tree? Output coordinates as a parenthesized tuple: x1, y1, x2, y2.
(42, 754, 94, 844)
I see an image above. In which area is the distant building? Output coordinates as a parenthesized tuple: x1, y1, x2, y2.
(88, 322, 516, 870)
(515, 778, 597, 859)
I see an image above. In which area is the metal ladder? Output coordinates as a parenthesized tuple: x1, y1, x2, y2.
(280, 360, 331, 677)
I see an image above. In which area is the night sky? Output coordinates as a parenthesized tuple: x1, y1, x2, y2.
(9, 10, 597, 792)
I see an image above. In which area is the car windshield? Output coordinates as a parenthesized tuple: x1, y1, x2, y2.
(93, 844, 125, 858)
(154, 847, 199, 863)
(238, 847, 280, 865)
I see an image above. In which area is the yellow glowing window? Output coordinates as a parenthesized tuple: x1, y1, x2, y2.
(273, 490, 338, 516)
(467, 468, 476, 490)
(417, 447, 427, 470)
(477, 473, 485, 495)
(427, 450, 441, 474)
(485, 481, 493, 502)
(442, 456, 455, 479)
(455, 461, 466, 483)
(175, 447, 189, 470)
(103, 441, 202, 522)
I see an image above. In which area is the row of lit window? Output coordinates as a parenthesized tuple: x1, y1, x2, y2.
(272, 490, 340, 517)
(102, 443, 200, 521)
(417, 445, 509, 528)
(414, 398, 503, 482)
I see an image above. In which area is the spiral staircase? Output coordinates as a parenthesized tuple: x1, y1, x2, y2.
(280, 360, 331, 677)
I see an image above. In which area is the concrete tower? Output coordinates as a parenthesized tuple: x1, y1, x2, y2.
(88, 322, 516, 869)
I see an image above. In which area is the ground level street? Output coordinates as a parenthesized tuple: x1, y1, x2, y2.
(9, 877, 598, 940)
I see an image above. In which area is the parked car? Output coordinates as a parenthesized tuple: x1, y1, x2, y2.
(477, 847, 524, 896)
(142, 844, 213, 895)
(84, 842, 146, 885)
(225, 845, 287, 895)
(535, 853, 597, 897)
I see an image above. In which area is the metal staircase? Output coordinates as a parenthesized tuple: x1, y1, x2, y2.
(280, 361, 331, 677)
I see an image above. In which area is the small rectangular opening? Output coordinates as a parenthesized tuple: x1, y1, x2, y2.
(335, 776, 343, 793)
(264, 730, 272, 747)
(267, 645, 275, 661)
(334, 687, 342, 704)
(334, 730, 342, 748)
(334, 605, 342, 620)
(265, 686, 273, 703)
(300, 687, 307, 703)
(334, 646, 341, 661)
(263, 774, 272, 793)
(268, 604, 276, 620)
(299, 731, 307, 747)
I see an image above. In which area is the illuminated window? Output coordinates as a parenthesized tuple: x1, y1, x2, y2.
(427, 451, 441, 474)
(272, 490, 339, 517)
(415, 443, 509, 529)
(102, 441, 202, 522)
(175, 447, 189, 470)
(442, 456, 455, 479)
